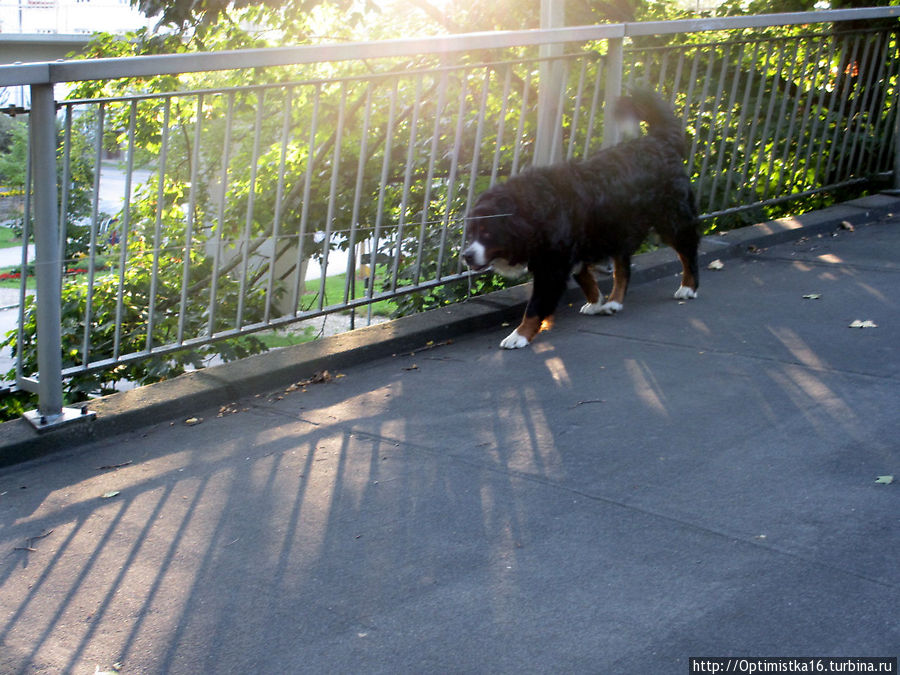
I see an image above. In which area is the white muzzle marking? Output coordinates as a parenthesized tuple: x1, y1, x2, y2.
(463, 241, 488, 268)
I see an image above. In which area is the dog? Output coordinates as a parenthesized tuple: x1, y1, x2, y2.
(462, 90, 700, 349)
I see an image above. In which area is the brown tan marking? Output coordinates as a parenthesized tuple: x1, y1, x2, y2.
(515, 314, 545, 343)
(574, 264, 601, 304)
(607, 257, 630, 305)
(677, 252, 697, 290)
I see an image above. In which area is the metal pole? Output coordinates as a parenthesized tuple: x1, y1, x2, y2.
(27, 84, 64, 418)
(536, 0, 565, 166)
(23, 83, 94, 431)
(603, 37, 624, 148)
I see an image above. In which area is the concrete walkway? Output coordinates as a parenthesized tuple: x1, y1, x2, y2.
(0, 196, 898, 673)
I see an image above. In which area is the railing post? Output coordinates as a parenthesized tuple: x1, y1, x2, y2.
(602, 37, 624, 148)
(22, 83, 93, 431)
(535, 0, 565, 166)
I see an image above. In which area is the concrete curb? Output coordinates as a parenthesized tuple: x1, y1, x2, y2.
(1, 194, 898, 468)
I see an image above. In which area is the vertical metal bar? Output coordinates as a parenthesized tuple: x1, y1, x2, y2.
(146, 97, 171, 353)
(178, 94, 204, 341)
(469, 68, 491, 204)
(681, 46, 702, 129)
(874, 31, 900, 174)
(603, 37, 624, 148)
(265, 86, 293, 324)
(583, 58, 603, 157)
(390, 76, 423, 291)
(490, 65, 513, 185)
(690, 44, 722, 198)
(236, 90, 262, 327)
(207, 91, 235, 335)
(413, 73, 449, 286)
(549, 58, 569, 162)
(779, 36, 821, 196)
(842, 33, 879, 177)
(622, 49, 634, 89)
(761, 39, 797, 199)
(719, 40, 762, 212)
(57, 104, 72, 268)
(820, 35, 860, 187)
(367, 79, 398, 323)
(81, 101, 104, 367)
(863, 30, 892, 174)
(670, 50, 686, 107)
(15, 118, 33, 386)
(435, 69, 478, 279)
(510, 69, 531, 177)
(833, 33, 869, 178)
(292, 84, 320, 315)
(344, 83, 373, 314)
(801, 36, 838, 192)
(112, 99, 137, 360)
(708, 42, 745, 210)
(737, 40, 775, 205)
(567, 57, 587, 161)
(318, 82, 347, 309)
(657, 48, 671, 93)
(28, 83, 64, 417)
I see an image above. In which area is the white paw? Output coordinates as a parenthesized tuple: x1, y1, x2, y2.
(581, 300, 623, 315)
(674, 285, 697, 300)
(499, 328, 530, 349)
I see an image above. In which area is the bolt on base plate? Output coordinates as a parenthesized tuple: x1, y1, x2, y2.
(23, 407, 96, 433)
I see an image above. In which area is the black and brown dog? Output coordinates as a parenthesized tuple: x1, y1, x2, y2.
(462, 90, 700, 349)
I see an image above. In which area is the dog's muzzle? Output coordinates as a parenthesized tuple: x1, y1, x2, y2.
(462, 241, 489, 271)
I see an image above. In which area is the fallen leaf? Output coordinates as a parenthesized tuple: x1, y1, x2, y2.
(94, 664, 122, 675)
(839, 221, 855, 231)
(849, 320, 877, 329)
(875, 475, 894, 485)
(101, 491, 120, 499)
(707, 259, 725, 270)
(802, 294, 821, 300)
(185, 417, 203, 426)
(97, 461, 132, 471)
(403, 364, 419, 371)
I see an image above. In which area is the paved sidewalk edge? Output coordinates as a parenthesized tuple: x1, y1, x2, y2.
(2, 194, 898, 468)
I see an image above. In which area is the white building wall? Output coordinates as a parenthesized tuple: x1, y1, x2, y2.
(0, 0, 153, 36)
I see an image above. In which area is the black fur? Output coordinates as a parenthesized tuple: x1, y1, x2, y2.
(463, 90, 700, 348)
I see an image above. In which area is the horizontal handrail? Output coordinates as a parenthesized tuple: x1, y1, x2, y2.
(0, 7, 898, 87)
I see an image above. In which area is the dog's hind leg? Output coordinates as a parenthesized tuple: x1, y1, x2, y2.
(573, 263, 601, 305)
(580, 255, 630, 315)
(672, 228, 700, 300)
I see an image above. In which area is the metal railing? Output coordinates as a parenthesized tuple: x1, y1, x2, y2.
(1, 7, 899, 428)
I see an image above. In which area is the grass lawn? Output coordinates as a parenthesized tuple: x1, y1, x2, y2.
(0, 227, 22, 248)
(258, 270, 397, 348)
(306, 269, 396, 318)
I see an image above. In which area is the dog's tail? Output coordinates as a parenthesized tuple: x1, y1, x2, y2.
(614, 89, 686, 157)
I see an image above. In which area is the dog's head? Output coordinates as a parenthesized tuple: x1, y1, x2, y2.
(462, 188, 528, 277)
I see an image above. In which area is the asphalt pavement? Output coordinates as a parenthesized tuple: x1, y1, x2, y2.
(0, 196, 898, 673)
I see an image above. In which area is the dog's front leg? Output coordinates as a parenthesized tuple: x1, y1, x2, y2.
(500, 315, 544, 349)
(500, 267, 567, 349)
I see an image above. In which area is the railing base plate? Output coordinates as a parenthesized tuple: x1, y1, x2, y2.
(23, 407, 97, 434)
